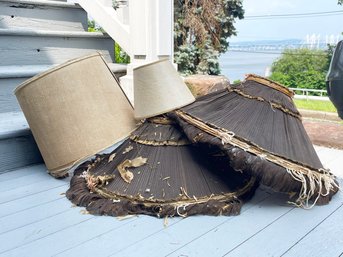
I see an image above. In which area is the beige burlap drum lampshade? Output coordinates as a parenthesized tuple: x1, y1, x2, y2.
(133, 59, 195, 119)
(15, 53, 136, 178)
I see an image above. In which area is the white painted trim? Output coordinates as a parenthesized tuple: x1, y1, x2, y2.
(0, 28, 111, 38)
(129, 0, 147, 58)
(77, 0, 131, 54)
(156, 0, 173, 57)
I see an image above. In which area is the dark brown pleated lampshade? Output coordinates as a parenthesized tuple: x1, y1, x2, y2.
(66, 117, 258, 217)
(170, 74, 339, 208)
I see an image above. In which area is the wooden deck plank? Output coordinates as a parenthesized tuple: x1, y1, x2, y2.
(316, 146, 343, 177)
(0, 185, 67, 218)
(0, 172, 52, 192)
(220, 191, 343, 257)
(165, 193, 297, 257)
(314, 145, 327, 154)
(0, 209, 94, 254)
(316, 146, 343, 168)
(0, 197, 72, 234)
(53, 215, 182, 257)
(325, 160, 343, 178)
(0, 146, 341, 257)
(0, 177, 67, 204)
(2, 216, 141, 257)
(282, 203, 343, 257)
(105, 189, 271, 257)
(0, 165, 38, 181)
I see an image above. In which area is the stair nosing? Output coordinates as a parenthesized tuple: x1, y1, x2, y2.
(0, 0, 82, 9)
(0, 127, 31, 139)
(0, 28, 111, 38)
(0, 63, 127, 79)
(0, 112, 31, 140)
(0, 64, 55, 78)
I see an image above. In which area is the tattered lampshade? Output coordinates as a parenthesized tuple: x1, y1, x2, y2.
(170, 74, 339, 208)
(66, 117, 258, 217)
(15, 53, 136, 178)
(133, 59, 195, 119)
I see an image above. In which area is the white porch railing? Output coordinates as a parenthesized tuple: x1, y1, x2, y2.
(289, 88, 329, 101)
(76, 0, 174, 104)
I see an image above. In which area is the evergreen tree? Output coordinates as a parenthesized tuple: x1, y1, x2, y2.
(174, 0, 244, 75)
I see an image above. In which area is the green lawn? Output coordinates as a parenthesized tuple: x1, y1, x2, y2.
(294, 99, 337, 113)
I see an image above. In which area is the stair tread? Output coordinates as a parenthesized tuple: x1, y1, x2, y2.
(0, 28, 111, 38)
(0, 63, 127, 79)
(0, 0, 81, 9)
(0, 64, 54, 78)
(107, 63, 127, 73)
(0, 112, 30, 140)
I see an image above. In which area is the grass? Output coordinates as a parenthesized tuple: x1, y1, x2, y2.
(294, 99, 337, 113)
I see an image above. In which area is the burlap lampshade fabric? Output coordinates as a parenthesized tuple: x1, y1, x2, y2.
(15, 53, 136, 178)
(133, 59, 195, 119)
(66, 117, 258, 217)
(170, 74, 339, 208)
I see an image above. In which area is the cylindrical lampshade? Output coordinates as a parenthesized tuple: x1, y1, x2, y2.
(15, 53, 136, 177)
(133, 59, 195, 119)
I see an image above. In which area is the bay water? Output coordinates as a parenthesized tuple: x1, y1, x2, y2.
(219, 51, 281, 82)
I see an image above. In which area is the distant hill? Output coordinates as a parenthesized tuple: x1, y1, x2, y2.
(230, 39, 303, 47)
(229, 39, 328, 50)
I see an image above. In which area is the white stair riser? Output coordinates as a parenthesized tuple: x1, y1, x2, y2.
(0, 135, 43, 173)
(0, 77, 26, 113)
(0, 34, 115, 65)
(0, 1, 87, 31)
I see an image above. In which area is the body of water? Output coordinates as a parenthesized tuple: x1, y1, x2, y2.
(219, 51, 281, 82)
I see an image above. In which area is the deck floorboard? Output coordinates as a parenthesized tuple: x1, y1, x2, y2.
(0, 146, 342, 257)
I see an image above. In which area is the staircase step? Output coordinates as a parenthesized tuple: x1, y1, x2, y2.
(0, 65, 47, 113)
(0, 28, 115, 66)
(0, 112, 43, 173)
(0, 0, 87, 31)
(0, 63, 127, 113)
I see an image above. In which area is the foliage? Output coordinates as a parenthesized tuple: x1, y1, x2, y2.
(339, 0, 342, 5)
(112, 0, 119, 9)
(88, 20, 129, 63)
(174, 44, 198, 75)
(87, 20, 104, 32)
(88, 20, 97, 32)
(233, 79, 242, 84)
(269, 48, 331, 91)
(294, 99, 337, 113)
(174, 0, 244, 75)
(115, 42, 130, 64)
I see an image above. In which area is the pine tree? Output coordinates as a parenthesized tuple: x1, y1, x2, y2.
(174, 0, 244, 75)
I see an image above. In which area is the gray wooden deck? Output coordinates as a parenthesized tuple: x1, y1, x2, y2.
(0, 145, 342, 257)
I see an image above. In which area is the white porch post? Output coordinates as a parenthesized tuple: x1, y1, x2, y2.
(120, 0, 174, 104)
(76, 0, 174, 105)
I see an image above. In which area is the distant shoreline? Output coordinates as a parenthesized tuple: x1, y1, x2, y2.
(219, 38, 337, 81)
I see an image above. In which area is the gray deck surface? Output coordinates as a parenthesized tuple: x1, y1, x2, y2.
(0, 145, 342, 257)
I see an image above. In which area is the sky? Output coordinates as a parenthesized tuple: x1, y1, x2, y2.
(231, 0, 343, 42)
